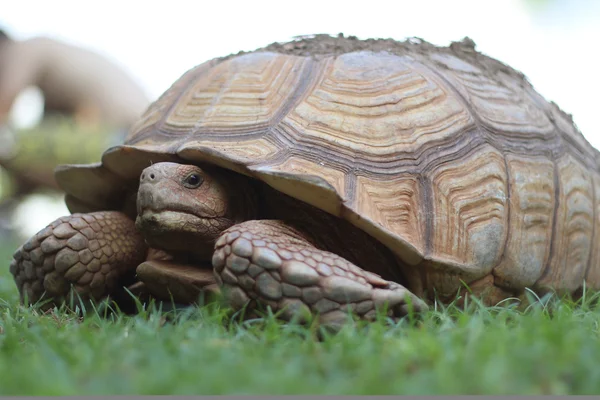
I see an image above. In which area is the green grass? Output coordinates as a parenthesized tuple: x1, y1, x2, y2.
(1, 240, 600, 395)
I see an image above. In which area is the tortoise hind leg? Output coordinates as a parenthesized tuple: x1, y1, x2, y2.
(212, 220, 428, 326)
(10, 211, 147, 309)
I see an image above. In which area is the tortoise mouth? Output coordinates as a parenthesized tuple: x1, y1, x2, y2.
(138, 208, 219, 220)
(136, 209, 195, 234)
(135, 210, 220, 256)
(136, 209, 221, 239)
(138, 208, 197, 220)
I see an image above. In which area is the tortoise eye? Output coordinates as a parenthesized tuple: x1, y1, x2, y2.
(183, 173, 203, 188)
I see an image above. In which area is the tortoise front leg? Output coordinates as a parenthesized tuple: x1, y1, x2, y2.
(212, 220, 428, 326)
(10, 211, 147, 309)
(135, 260, 219, 304)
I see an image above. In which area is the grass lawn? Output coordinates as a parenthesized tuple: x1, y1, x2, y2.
(1, 239, 600, 395)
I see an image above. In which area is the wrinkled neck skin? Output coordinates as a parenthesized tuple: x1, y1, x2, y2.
(135, 163, 258, 262)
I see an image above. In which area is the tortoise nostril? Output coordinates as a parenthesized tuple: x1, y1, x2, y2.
(141, 173, 145, 180)
(150, 173, 155, 180)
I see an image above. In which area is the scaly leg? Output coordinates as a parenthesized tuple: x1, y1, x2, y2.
(212, 220, 428, 325)
(10, 211, 147, 309)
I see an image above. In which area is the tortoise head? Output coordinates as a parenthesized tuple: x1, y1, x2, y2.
(135, 162, 257, 256)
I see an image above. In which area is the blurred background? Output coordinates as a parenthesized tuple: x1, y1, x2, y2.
(0, 0, 598, 242)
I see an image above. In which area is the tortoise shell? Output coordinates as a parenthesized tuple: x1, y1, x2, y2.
(55, 35, 600, 299)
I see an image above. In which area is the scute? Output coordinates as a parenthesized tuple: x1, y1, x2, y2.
(55, 35, 600, 298)
(428, 144, 508, 273)
(493, 154, 555, 289)
(536, 154, 594, 293)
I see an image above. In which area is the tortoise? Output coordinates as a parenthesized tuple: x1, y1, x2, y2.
(9, 34, 600, 325)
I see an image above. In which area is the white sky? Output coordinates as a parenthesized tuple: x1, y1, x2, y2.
(2, 0, 600, 237)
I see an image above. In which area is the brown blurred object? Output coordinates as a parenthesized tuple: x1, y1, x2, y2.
(0, 28, 151, 203)
(0, 29, 150, 129)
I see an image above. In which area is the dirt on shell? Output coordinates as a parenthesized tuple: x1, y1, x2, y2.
(223, 33, 528, 84)
(259, 33, 445, 57)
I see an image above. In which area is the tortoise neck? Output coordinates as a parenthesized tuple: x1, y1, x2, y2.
(212, 167, 260, 223)
(259, 185, 406, 284)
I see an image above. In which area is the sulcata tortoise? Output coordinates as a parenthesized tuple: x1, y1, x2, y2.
(9, 35, 600, 324)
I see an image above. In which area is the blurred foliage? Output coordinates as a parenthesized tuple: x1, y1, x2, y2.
(520, 0, 557, 12)
(0, 167, 15, 200)
(7, 116, 123, 170)
(0, 116, 124, 200)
